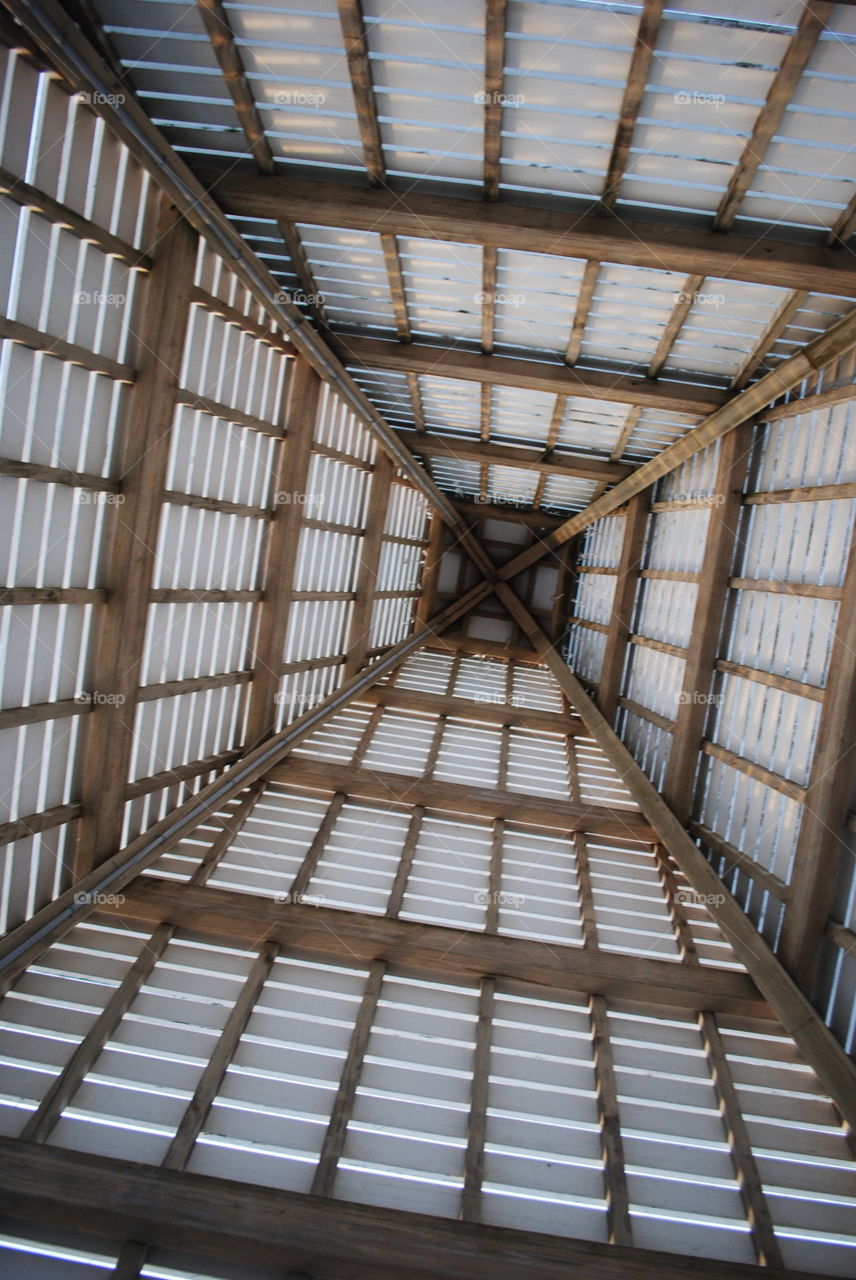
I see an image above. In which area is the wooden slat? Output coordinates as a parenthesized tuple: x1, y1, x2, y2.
(714, 3, 832, 231)
(103, 879, 770, 1018)
(0, 457, 119, 492)
(688, 820, 790, 903)
(715, 658, 824, 704)
(647, 274, 705, 378)
(730, 290, 808, 390)
(344, 452, 394, 678)
(189, 286, 294, 355)
(74, 200, 196, 879)
(743, 479, 856, 505)
(149, 588, 262, 604)
(342, 337, 725, 415)
(494, 305, 856, 582)
(0, 802, 81, 849)
(699, 1011, 784, 1267)
(598, 493, 648, 722)
(729, 576, 841, 600)
(481, 246, 497, 354)
(701, 740, 807, 803)
(779, 518, 856, 988)
(461, 977, 495, 1221)
(245, 359, 321, 744)
(600, 0, 665, 211)
(483, 0, 507, 199)
(0, 586, 105, 607)
(380, 233, 411, 340)
(663, 426, 752, 821)
(1, 1136, 832, 1280)
(337, 0, 385, 185)
(175, 388, 282, 437)
(202, 164, 856, 296)
(124, 750, 243, 801)
(354, 684, 580, 733)
(18, 922, 176, 1140)
(0, 315, 135, 381)
(564, 260, 599, 364)
(0, 697, 90, 732)
(590, 995, 632, 1246)
(162, 489, 272, 521)
(164, 943, 278, 1171)
(617, 696, 675, 734)
(630, 633, 686, 660)
(386, 806, 423, 918)
(497, 587, 856, 1131)
(311, 959, 385, 1195)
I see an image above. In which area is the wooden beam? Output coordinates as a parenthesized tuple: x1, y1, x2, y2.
(199, 165, 856, 296)
(483, 0, 507, 199)
(341, 337, 725, 416)
(337, 0, 385, 185)
(102, 879, 771, 1018)
(344, 452, 394, 678)
(195, 0, 272, 170)
(590, 995, 633, 1246)
(0, 802, 81, 849)
(269, 757, 657, 840)
(701, 740, 807, 804)
(73, 199, 196, 879)
(714, 2, 832, 231)
(778, 516, 856, 989)
(715, 658, 824, 704)
(453, 500, 567, 530)
(494, 304, 856, 583)
(416, 511, 445, 624)
(601, 0, 665, 212)
(597, 492, 649, 723)
(2, 1136, 832, 1280)
(495, 582, 856, 1132)
(730, 290, 808, 390)
(0, 315, 135, 382)
(688, 820, 790, 903)
(381, 233, 411, 340)
(647, 275, 705, 378)
(663, 426, 752, 822)
(698, 1011, 784, 1267)
(564, 261, 599, 364)
(354, 684, 580, 733)
(461, 977, 495, 1220)
(400, 430, 633, 482)
(245, 359, 321, 745)
(312, 959, 385, 1195)
(480, 246, 498, 354)
(0, 164, 149, 268)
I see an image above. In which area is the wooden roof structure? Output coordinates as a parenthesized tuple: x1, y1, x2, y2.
(0, 1, 855, 1276)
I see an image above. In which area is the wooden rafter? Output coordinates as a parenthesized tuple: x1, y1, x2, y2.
(647, 274, 705, 378)
(344, 451, 395, 678)
(778, 516, 856, 990)
(730, 290, 808, 390)
(399, 430, 632, 483)
(72, 199, 196, 880)
(564, 260, 599, 365)
(245, 358, 322, 745)
(714, 1, 833, 232)
(597, 492, 649, 723)
(337, 0, 385, 186)
(335, 335, 724, 414)
(601, 0, 665, 212)
(100, 881, 768, 1018)
(662, 424, 753, 821)
(2, 1136, 832, 1280)
(483, 0, 507, 200)
(201, 165, 856, 296)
